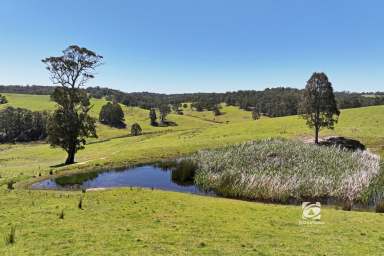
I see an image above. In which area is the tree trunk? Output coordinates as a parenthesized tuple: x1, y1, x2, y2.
(315, 126, 319, 144)
(65, 146, 76, 165)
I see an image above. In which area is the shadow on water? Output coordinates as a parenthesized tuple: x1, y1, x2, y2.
(31, 159, 209, 195)
(31, 157, 381, 212)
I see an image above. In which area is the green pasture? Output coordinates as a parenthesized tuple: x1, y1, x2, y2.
(0, 93, 383, 255)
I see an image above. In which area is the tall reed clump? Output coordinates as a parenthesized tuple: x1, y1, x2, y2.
(4, 225, 16, 245)
(192, 139, 381, 205)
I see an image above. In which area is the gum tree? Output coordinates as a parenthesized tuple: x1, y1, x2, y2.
(42, 45, 103, 164)
(300, 72, 340, 144)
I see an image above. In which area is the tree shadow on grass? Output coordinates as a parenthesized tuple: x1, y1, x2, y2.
(158, 120, 178, 127)
(50, 162, 77, 168)
(319, 136, 366, 151)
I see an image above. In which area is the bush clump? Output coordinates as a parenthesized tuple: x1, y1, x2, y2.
(131, 123, 142, 136)
(99, 102, 126, 128)
(0, 94, 7, 104)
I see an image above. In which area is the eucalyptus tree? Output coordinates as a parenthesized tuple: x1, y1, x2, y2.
(42, 45, 103, 164)
(300, 72, 340, 144)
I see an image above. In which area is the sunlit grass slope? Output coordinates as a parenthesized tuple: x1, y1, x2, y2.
(182, 103, 254, 123)
(0, 93, 383, 184)
(0, 188, 383, 256)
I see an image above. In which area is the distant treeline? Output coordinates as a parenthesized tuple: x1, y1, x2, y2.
(0, 106, 48, 143)
(1, 85, 384, 117)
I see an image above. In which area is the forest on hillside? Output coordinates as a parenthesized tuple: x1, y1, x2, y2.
(1, 85, 384, 117)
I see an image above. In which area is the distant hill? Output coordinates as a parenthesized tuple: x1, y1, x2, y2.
(1, 84, 383, 117)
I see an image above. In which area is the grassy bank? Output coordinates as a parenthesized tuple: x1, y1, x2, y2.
(0, 188, 384, 255)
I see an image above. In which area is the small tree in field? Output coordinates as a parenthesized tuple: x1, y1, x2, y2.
(99, 102, 126, 128)
(300, 72, 340, 144)
(212, 104, 222, 116)
(252, 109, 260, 120)
(0, 94, 7, 104)
(42, 45, 103, 164)
(131, 123, 142, 136)
(159, 104, 171, 123)
(149, 108, 157, 126)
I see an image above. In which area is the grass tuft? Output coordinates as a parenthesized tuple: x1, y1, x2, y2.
(78, 196, 83, 210)
(59, 209, 65, 219)
(4, 225, 16, 245)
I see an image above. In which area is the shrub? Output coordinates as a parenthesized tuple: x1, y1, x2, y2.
(7, 180, 15, 190)
(0, 94, 7, 104)
(131, 123, 142, 136)
(99, 102, 126, 128)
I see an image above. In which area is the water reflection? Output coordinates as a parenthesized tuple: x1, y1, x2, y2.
(31, 160, 208, 195)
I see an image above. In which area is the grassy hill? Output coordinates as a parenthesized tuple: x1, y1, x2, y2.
(0, 93, 383, 255)
(1, 93, 382, 183)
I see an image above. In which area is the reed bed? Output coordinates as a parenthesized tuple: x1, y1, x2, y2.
(192, 139, 381, 205)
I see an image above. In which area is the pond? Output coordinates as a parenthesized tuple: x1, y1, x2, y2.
(31, 162, 211, 195)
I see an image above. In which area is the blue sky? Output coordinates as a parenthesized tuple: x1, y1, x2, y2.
(0, 0, 383, 93)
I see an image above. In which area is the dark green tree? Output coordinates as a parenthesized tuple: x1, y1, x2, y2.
(300, 72, 340, 144)
(0, 94, 7, 104)
(131, 123, 142, 136)
(149, 108, 157, 126)
(0, 107, 48, 142)
(42, 45, 102, 164)
(99, 102, 126, 128)
(212, 104, 222, 116)
(172, 103, 183, 115)
(252, 109, 260, 120)
(159, 104, 171, 123)
(191, 102, 204, 112)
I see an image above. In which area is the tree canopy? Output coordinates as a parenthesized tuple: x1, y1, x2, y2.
(0, 107, 47, 142)
(99, 102, 126, 128)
